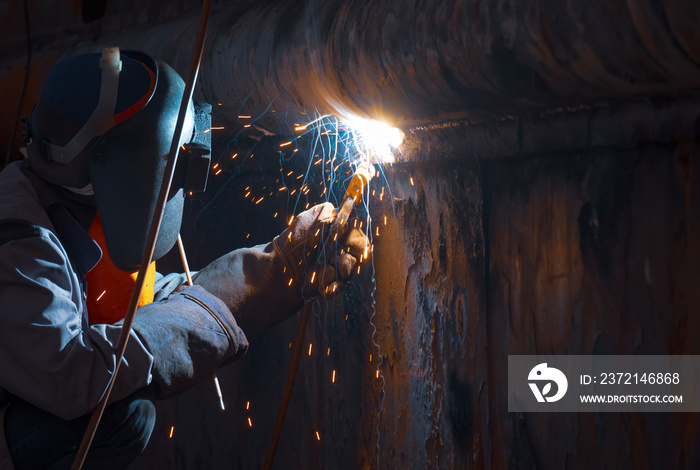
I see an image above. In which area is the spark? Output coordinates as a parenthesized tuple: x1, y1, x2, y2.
(280, 141, 292, 147)
(246, 401, 250, 410)
(212, 163, 219, 169)
(96, 290, 106, 301)
(288, 215, 295, 225)
(239, 115, 251, 119)
(315, 431, 321, 441)
(332, 370, 336, 383)
(327, 347, 331, 356)
(310, 271, 316, 283)
(288, 278, 293, 286)
(376, 370, 380, 378)
(215, 169, 222, 175)
(308, 343, 313, 356)
(384, 215, 387, 225)
(169, 426, 175, 439)
(211, 126, 225, 130)
(244, 124, 251, 128)
(232, 153, 238, 159)
(410, 177, 415, 185)
(248, 417, 253, 427)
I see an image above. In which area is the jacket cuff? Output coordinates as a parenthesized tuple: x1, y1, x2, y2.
(179, 285, 249, 362)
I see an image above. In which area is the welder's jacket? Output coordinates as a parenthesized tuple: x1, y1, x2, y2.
(0, 161, 249, 468)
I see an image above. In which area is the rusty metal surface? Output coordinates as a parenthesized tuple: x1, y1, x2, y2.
(4, 0, 700, 152)
(195, 0, 700, 128)
(483, 141, 700, 469)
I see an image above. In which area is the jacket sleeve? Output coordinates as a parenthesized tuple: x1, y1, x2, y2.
(192, 241, 305, 338)
(0, 228, 154, 420)
(131, 285, 248, 399)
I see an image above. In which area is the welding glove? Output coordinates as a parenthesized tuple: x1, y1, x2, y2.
(193, 202, 369, 337)
(273, 202, 370, 297)
(130, 285, 248, 399)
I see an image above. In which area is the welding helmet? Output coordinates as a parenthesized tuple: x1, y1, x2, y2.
(25, 47, 211, 271)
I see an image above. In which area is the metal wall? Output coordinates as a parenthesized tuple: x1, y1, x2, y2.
(0, 1, 699, 469)
(128, 97, 700, 469)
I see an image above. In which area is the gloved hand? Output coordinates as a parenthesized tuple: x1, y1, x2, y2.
(194, 202, 369, 337)
(130, 285, 248, 399)
(273, 202, 370, 297)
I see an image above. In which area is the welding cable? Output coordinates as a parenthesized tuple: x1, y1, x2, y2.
(69, 1, 214, 468)
(262, 301, 313, 470)
(263, 193, 361, 469)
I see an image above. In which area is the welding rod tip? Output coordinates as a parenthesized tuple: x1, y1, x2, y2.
(214, 376, 225, 411)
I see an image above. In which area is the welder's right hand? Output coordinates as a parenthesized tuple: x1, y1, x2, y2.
(193, 202, 369, 337)
(272, 202, 370, 297)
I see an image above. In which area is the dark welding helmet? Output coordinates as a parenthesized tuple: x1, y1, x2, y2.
(25, 47, 211, 271)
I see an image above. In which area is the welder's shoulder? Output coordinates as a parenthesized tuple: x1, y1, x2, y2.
(0, 161, 54, 240)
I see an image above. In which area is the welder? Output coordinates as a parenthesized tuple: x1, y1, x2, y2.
(0, 48, 368, 469)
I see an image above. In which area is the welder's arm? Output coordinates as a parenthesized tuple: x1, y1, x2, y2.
(193, 202, 369, 337)
(129, 285, 248, 399)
